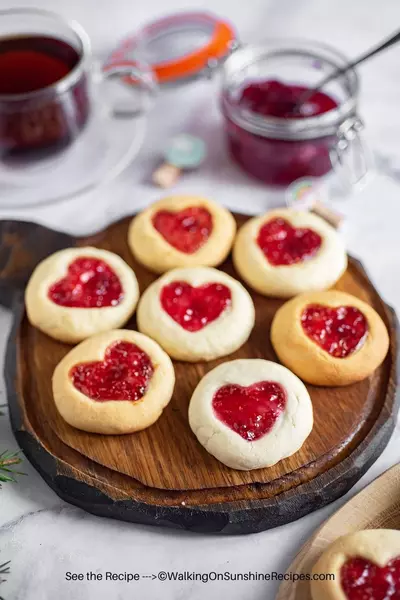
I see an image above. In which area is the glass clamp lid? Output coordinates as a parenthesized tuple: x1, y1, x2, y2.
(106, 11, 238, 85)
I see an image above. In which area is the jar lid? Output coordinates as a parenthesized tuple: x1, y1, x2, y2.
(106, 11, 237, 85)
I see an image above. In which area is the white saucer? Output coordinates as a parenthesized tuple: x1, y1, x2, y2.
(0, 101, 146, 209)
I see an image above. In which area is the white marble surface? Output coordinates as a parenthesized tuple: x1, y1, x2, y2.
(1, 0, 400, 598)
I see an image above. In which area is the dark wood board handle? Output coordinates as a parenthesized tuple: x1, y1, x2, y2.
(0, 220, 74, 307)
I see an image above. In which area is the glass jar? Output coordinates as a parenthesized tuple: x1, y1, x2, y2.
(221, 40, 367, 187)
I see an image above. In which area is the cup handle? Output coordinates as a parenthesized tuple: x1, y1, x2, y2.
(99, 61, 158, 118)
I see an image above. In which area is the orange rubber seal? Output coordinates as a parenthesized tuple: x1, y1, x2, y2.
(153, 21, 235, 83)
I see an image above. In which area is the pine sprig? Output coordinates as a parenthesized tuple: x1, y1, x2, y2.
(0, 407, 15, 598)
(0, 556, 11, 600)
(0, 557, 10, 600)
(0, 451, 25, 486)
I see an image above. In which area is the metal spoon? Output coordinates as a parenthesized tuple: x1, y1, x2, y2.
(293, 28, 400, 113)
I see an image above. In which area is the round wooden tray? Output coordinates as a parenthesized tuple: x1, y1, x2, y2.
(276, 462, 400, 599)
(0, 215, 398, 535)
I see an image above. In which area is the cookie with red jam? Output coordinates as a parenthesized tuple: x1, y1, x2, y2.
(128, 195, 236, 274)
(52, 330, 175, 434)
(189, 359, 313, 470)
(271, 290, 389, 386)
(25, 247, 139, 343)
(311, 530, 400, 600)
(233, 209, 347, 298)
(137, 267, 255, 362)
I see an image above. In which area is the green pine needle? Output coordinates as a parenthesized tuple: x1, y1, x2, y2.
(0, 451, 25, 485)
(0, 561, 10, 574)
(0, 557, 10, 591)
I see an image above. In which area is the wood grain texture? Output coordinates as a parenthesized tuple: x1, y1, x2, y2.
(21, 248, 392, 490)
(276, 462, 400, 600)
(1, 216, 399, 534)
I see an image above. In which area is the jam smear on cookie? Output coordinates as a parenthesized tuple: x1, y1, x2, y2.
(152, 207, 212, 254)
(49, 257, 123, 308)
(160, 281, 231, 332)
(301, 304, 368, 358)
(71, 341, 153, 401)
(212, 381, 287, 441)
(257, 217, 322, 266)
(341, 555, 400, 599)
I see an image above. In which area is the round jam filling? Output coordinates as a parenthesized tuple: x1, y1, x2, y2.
(48, 257, 123, 308)
(223, 79, 339, 186)
(341, 556, 400, 600)
(152, 207, 213, 254)
(301, 304, 368, 358)
(71, 341, 154, 401)
(212, 381, 287, 441)
(160, 281, 231, 332)
(257, 217, 322, 266)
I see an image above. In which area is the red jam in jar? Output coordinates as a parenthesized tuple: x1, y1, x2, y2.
(223, 79, 339, 186)
(240, 80, 337, 119)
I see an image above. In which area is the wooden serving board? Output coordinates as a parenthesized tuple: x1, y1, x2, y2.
(276, 462, 400, 600)
(0, 215, 398, 534)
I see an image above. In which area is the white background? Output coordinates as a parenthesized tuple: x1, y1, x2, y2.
(1, 0, 400, 598)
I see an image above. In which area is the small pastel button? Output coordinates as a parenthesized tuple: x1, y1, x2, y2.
(165, 134, 206, 169)
(285, 177, 327, 210)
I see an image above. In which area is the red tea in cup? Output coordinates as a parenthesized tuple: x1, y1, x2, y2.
(0, 35, 80, 94)
(0, 33, 89, 164)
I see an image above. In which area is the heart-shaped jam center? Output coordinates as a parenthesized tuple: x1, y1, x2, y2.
(301, 304, 368, 358)
(341, 556, 400, 599)
(160, 281, 231, 332)
(152, 206, 213, 254)
(71, 341, 153, 401)
(48, 257, 123, 308)
(257, 217, 322, 266)
(212, 381, 287, 441)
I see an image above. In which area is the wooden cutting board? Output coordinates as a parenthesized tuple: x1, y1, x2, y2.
(276, 462, 400, 599)
(0, 215, 398, 534)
